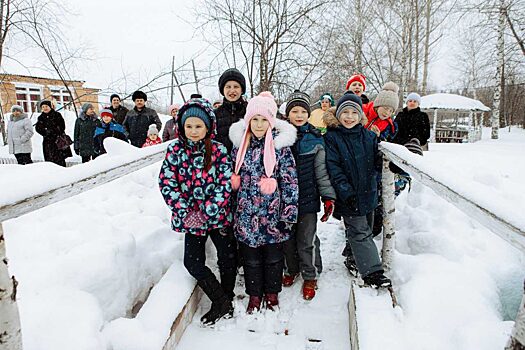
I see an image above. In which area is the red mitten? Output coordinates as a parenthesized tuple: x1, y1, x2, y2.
(183, 211, 207, 229)
(320, 199, 335, 222)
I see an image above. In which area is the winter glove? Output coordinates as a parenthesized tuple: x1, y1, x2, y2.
(183, 211, 207, 229)
(320, 199, 335, 222)
(370, 125, 381, 137)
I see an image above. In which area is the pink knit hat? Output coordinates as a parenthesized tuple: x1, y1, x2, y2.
(168, 103, 181, 114)
(232, 91, 278, 194)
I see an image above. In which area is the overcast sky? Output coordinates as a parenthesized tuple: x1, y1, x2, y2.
(4, 0, 455, 107)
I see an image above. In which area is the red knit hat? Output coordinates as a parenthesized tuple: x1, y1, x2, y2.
(345, 74, 366, 91)
(100, 108, 113, 119)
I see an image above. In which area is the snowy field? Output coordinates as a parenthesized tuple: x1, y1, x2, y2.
(1, 127, 524, 349)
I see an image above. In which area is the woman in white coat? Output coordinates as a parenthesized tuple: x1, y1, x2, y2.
(7, 105, 34, 164)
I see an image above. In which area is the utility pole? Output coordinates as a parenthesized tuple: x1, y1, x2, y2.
(192, 60, 199, 95)
(170, 56, 175, 105)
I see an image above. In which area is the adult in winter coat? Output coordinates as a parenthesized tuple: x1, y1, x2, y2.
(108, 94, 129, 125)
(7, 105, 34, 164)
(158, 98, 236, 326)
(35, 100, 72, 167)
(393, 92, 431, 147)
(162, 103, 180, 142)
(214, 68, 248, 152)
(94, 109, 128, 156)
(309, 92, 334, 133)
(74, 103, 99, 163)
(281, 90, 336, 300)
(229, 91, 298, 313)
(324, 92, 391, 288)
(123, 90, 162, 147)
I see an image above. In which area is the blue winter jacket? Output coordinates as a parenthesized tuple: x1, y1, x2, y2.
(324, 121, 381, 217)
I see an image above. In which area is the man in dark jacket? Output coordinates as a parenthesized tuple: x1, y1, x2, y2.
(109, 94, 129, 125)
(214, 68, 248, 152)
(393, 92, 430, 147)
(123, 90, 162, 147)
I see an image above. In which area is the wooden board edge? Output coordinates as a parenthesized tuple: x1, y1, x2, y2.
(348, 279, 360, 350)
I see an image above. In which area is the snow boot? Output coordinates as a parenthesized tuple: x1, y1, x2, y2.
(246, 295, 262, 314)
(264, 293, 279, 311)
(198, 275, 234, 325)
(362, 271, 392, 289)
(282, 273, 298, 287)
(344, 256, 359, 277)
(302, 279, 318, 300)
(220, 267, 237, 301)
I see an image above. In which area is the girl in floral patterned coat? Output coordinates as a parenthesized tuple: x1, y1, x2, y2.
(158, 98, 237, 326)
(229, 91, 299, 313)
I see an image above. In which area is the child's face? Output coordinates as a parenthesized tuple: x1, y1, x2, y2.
(184, 117, 208, 142)
(288, 106, 308, 127)
(170, 108, 179, 117)
(377, 106, 394, 120)
(349, 81, 364, 96)
(340, 109, 360, 129)
(149, 134, 158, 141)
(406, 99, 419, 110)
(223, 81, 242, 102)
(250, 115, 270, 139)
(102, 115, 112, 124)
(321, 99, 331, 111)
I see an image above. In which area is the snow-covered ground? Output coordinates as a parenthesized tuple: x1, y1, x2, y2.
(1, 127, 524, 350)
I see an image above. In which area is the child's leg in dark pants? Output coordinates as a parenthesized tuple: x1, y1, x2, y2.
(240, 242, 264, 297)
(262, 243, 284, 295)
(342, 212, 383, 278)
(209, 228, 238, 300)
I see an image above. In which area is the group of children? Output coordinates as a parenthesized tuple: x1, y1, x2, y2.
(157, 69, 431, 326)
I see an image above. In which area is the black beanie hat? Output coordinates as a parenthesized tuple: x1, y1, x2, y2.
(132, 90, 147, 101)
(285, 90, 311, 117)
(110, 94, 121, 102)
(40, 100, 52, 108)
(190, 93, 202, 99)
(218, 68, 246, 96)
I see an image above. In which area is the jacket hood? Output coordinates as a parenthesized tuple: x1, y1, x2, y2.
(229, 118, 297, 150)
(177, 98, 218, 141)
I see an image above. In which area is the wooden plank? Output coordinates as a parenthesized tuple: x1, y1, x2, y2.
(506, 280, 525, 350)
(0, 150, 165, 223)
(162, 285, 203, 350)
(380, 145, 525, 251)
(348, 279, 360, 350)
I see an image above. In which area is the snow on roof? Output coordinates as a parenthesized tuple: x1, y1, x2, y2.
(420, 93, 491, 112)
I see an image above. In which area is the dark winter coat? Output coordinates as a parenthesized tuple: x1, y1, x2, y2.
(393, 107, 431, 146)
(324, 113, 381, 217)
(158, 100, 232, 236)
(109, 105, 129, 125)
(123, 106, 162, 147)
(7, 113, 33, 154)
(93, 120, 128, 156)
(214, 98, 247, 152)
(35, 109, 72, 165)
(74, 112, 98, 157)
(292, 123, 336, 215)
(229, 119, 299, 248)
(162, 118, 177, 142)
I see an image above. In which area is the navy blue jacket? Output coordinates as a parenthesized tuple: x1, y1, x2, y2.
(292, 123, 336, 215)
(324, 123, 380, 217)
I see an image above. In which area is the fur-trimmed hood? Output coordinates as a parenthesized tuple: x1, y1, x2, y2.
(322, 106, 369, 129)
(229, 118, 297, 150)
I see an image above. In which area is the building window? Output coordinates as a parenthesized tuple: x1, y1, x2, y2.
(50, 87, 74, 109)
(15, 86, 43, 113)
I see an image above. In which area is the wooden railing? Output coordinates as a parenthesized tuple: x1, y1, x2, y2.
(0, 146, 167, 350)
(372, 143, 525, 350)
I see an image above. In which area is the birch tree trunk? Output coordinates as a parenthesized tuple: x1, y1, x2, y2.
(381, 157, 396, 272)
(492, 0, 505, 139)
(355, 0, 364, 72)
(421, 0, 432, 94)
(505, 280, 525, 350)
(0, 222, 23, 350)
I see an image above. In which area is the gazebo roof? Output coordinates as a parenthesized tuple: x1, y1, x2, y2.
(420, 93, 491, 112)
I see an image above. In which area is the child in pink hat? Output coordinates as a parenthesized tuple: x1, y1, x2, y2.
(229, 91, 299, 313)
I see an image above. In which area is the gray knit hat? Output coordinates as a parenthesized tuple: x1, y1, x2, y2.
(81, 102, 94, 114)
(406, 92, 421, 104)
(11, 105, 24, 113)
(147, 124, 159, 136)
(374, 82, 400, 110)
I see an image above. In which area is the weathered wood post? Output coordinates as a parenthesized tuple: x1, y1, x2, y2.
(432, 109, 438, 143)
(381, 156, 396, 272)
(468, 111, 474, 143)
(0, 222, 23, 350)
(506, 279, 525, 350)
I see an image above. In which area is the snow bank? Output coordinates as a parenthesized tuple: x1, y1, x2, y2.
(420, 93, 490, 111)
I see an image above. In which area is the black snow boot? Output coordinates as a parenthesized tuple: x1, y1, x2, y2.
(363, 270, 392, 289)
(220, 267, 237, 301)
(197, 275, 234, 326)
(344, 255, 359, 278)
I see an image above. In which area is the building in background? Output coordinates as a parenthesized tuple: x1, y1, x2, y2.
(0, 74, 100, 114)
